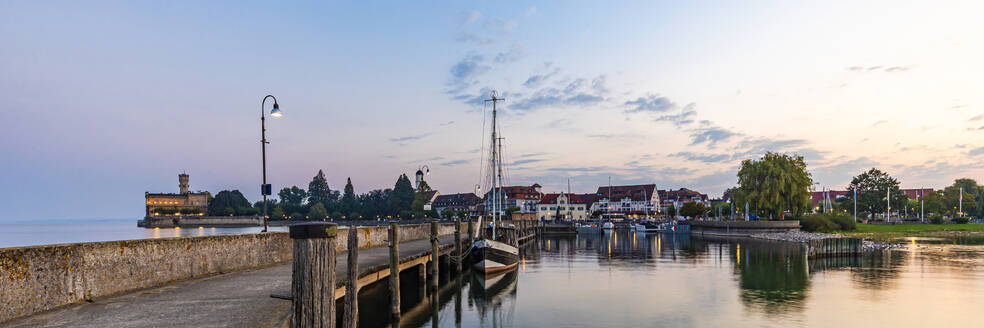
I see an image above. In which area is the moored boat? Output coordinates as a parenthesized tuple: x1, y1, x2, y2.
(470, 238, 519, 274)
(469, 90, 520, 275)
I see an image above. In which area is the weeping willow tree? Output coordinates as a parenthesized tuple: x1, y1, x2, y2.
(735, 152, 813, 219)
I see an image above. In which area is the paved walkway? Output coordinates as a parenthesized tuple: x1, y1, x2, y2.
(1, 235, 464, 328)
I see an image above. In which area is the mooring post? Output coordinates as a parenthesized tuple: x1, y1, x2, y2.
(430, 221, 440, 292)
(467, 217, 474, 243)
(290, 222, 338, 328)
(454, 218, 462, 273)
(388, 222, 400, 323)
(343, 227, 359, 328)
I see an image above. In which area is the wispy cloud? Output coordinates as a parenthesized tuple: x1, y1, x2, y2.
(441, 159, 469, 166)
(462, 11, 482, 25)
(454, 33, 494, 45)
(510, 76, 608, 112)
(871, 120, 888, 127)
(625, 94, 677, 113)
(545, 166, 607, 173)
(484, 17, 517, 33)
(847, 65, 912, 73)
(655, 103, 697, 127)
(970, 147, 984, 157)
(670, 152, 732, 164)
(948, 104, 969, 111)
(446, 54, 489, 95)
(510, 158, 545, 166)
(517, 152, 549, 158)
(544, 118, 571, 129)
(494, 44, 525, 63)
(689, 127, 739, 147)
(523, 62, 560, 88)
(389, 133, 431, 143)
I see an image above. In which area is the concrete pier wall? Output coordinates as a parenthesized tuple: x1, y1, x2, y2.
(0, 233, 291, 323)
(138, 215, 264, 228)
(686, 220, 801, 236)
(0, 222, 474, 324)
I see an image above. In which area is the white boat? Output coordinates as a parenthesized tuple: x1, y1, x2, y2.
(602, 222, 614, 230)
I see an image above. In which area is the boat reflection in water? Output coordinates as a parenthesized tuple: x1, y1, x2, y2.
(468, 270, 518, 327)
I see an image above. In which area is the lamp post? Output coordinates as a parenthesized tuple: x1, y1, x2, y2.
(260, 95, 283, 232)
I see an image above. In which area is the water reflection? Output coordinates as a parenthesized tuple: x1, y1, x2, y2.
(731, 240, 810, 315)
(467, 271, 517, 327)
(357, 230, 984, 328)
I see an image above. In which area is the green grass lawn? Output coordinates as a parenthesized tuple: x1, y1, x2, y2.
(853, 223, 984, 233)
(839, 223, 984, 242)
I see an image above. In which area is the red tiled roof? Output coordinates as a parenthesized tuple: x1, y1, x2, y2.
(539, 193, 586, 204)
(484, 185, 542, 200)
(595, 184, 657, 202)
(658, 188, 707, 202)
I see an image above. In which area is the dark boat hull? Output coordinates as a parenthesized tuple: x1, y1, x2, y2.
(470, 239, 519, 274)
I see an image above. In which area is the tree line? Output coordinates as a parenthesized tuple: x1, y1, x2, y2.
(723, 152, 980, 223)
(205, 169, 438, 220)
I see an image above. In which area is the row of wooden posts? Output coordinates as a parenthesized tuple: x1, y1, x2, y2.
(290, 218, 472, 328)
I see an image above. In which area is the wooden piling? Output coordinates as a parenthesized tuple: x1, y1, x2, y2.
(342, 227, 359, 328)
(290, 222, 338, 328)
(454, 218, 462, 273)
(467, 218, 474, 243)
(430, 221, 439, 292)
(388, 222, 400, 322)
(418, 263, 426, 299)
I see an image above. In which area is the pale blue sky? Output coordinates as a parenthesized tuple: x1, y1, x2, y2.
(1, 1, 982, 221)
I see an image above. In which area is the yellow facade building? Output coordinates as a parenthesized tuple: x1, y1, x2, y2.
(145, 174, 209, 217)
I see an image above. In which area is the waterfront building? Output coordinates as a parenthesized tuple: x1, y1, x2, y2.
(145, 173, 209, 217)
(433, 192, 482, 218)
(483, 183, 543, 216)
(591, 184, 661, 217)
(658, 188, 708, 211)
(536, 193, 589, 221)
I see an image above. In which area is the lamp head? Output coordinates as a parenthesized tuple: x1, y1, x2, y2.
(270, 103, 283, 117)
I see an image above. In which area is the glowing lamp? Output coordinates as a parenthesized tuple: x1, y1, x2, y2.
(270, 103, 283, 117)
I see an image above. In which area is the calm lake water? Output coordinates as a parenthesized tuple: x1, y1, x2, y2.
(359, 231, 984, 328)
(0, 219, 287, 248)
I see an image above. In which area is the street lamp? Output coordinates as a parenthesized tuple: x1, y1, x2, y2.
(260, 94, 283, 232)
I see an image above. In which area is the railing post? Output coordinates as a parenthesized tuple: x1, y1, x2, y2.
(343, 227, 359, 328)
(290, 222, 338, 328)
(388, 222, 400, 323)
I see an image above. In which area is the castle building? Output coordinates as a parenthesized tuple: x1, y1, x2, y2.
(145, 173, 209, 217)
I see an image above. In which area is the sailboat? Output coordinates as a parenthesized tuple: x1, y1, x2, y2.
(470, 90, 520, 274)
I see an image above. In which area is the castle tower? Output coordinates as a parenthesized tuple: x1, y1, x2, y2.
(179, 173, 189, 194)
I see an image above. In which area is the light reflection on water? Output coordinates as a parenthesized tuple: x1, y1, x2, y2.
(0, 220, 287, 248)
(360, 231, 984, 328)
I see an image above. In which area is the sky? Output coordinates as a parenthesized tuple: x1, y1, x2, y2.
(1, 1, 983, 222)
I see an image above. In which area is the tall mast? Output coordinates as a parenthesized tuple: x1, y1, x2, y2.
(567, 178, 572, 220)
(485, 91, 504, 240)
